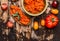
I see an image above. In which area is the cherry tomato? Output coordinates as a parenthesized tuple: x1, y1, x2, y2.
(33, 21, 39, 30)
(1, 3, 8, 10)
(52, 0, 59, 8)
(7, 21, 14, 28)
(40, 19, 45, 26)
(51, 9, 59, 14)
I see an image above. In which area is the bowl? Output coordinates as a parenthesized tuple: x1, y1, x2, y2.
(21, 0, 48, 16)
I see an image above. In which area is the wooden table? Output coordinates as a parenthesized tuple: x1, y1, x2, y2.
(0, 0, 60, 41)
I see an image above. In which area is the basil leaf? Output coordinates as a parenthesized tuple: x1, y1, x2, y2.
(18, 15, 20, 20)
(13, 12, 19, 17)
(12, 12, 20, 20)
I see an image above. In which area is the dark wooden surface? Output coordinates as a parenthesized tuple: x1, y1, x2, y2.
(53, 0, 60, 41)
(0, 0, 60, 41)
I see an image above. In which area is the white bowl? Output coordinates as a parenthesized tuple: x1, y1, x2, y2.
(21, 0, 48, 16)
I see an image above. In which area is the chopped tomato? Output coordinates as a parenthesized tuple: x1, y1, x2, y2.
(24, 0, 45, 14)
(10, 5, 30, 25)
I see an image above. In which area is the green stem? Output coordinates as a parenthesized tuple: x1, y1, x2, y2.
(52, 18, 55, 22)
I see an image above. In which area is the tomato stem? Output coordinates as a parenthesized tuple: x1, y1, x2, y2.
(52, 18, 55, 22)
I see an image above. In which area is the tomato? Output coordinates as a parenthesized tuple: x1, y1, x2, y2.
(52, 0, 59, 8)
(7, 21, 14, 28)
(40, 19, 45, 26)
(45, 14, 59, 28)
(33, 21, 39, 30)
(1, 3, 8, 10)
(51, 9, 59, 14)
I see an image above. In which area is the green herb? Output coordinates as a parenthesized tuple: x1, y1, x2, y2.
(18, 15, 20, 20)
(13, 12, 20, 20)
(13, 12, 19, 17)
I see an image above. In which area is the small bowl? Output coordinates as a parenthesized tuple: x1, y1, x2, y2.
(21, 0, 48, 16)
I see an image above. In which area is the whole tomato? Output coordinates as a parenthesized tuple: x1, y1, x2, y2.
(7, 21, 14, 28)
(1, 3, 8, 10)
(45, 14, 59, 28)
